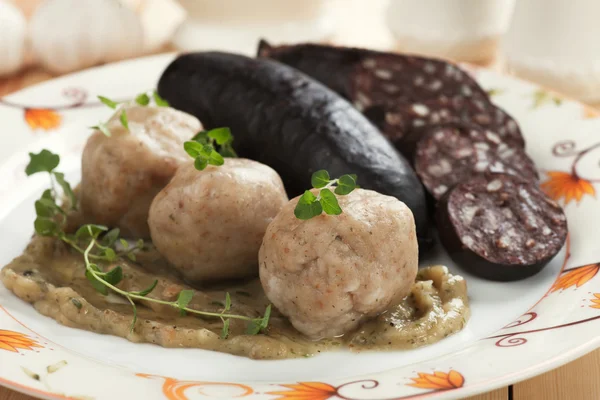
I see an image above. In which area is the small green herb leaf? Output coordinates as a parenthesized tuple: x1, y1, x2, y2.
(294, 190, 323, 220)
(127, 252, 137, 262)
(119, 238, 130, 250)
(135, 93, 150, 106)
(76, 224, 108, 240)
(34, 218, 58, 236)
(120, 110, 129, 130)
(136, 239, 144, 249)
(97, 95, 119, 109)
(101, 228, 120, 248)
(86, 266, 108, 295)
(320, 188, 342, 215)
(221, 319, 230, 339)
(194, 157, 208, 171)
(335, 174, 358, 195)
(102, 247, 117, 262)
(131, 280, 158, 296)
(246, 320, 261, 335)
(260, 304, 271, 331)
(153, 91, 169, 107)
(225, 292, 232, 311)
(104, 266, 123, 286)
(53, 172, 76, 209)
(219, 144, 238, 158)
(71, 298, 82, 310)
(191, 130, 209, 145)
(183, 141, 203, 158)
(176, 290, 194, 315)
(91, 122, 111, 137)
(41, 189, 54, 201)
(207, 127, 233, 145)
(311, 170, 330, 189)
(26, 150, 60, 176)
(207, 149, 224, 166)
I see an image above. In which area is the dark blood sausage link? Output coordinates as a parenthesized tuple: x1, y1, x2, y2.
(414, 124, 538, 199)
(157, 52, 432, 249)
(258, 41, 490, 106)
(381, 96, 525, 150)
(436, 173, 568, 281)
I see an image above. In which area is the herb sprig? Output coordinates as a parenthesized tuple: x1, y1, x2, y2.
(294, 170, 359, 220)
(184, 127, 238, 171)
(91, 90, 170, 137)
(25, 149, 270, 337)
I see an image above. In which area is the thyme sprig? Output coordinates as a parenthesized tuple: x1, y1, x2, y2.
(25, 149, 270, 337)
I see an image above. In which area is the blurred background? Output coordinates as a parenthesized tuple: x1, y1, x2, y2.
(1, 0, 599, 104)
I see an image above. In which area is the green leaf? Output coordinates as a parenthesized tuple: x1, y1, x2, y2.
(221, 319, 230, 339)
(153, 91, 169, 107)
(85, 266, 108, 295)
(135, 93, 150, 106)
(101, 228, 120, 248)
(91, 122, 111, 137)
(311, 170, 330, 188)
(41, 189, 54, 201)
(127, 252, 137, 262)
(206, 150, 224, 166)
(71, 298, 82, 310)
(219, 144, 238, 158)
(194, 157, 208, 171)
(199, 144, 216, 158)
(120, 110, 129, 130)
(136, 239, 144, 249)
(131, 280, 158, 296)
(176, 290, 194, 315)
(103, 266, 123, 286)
(75, 224, 108, 240)
(35, 199, 54, 218)
(53, 172, 76, 209)
(97, 95, 119, 109)
(225, 293, 231, 311)
(34, 218, 58, 236)
(119, 238, 130, 249)
(320, 188, 342, 215)
(25, 150, 60, 176)
(294, 190, 323, 220)
(335, 174, 358, 195)
(207, 127, 233, 145)
(260, 304, 272, 331)
(102, 248, 117, 262)
(191, 130, 209, 145)
(246, 320, 261, 335)
(183, 141, 204, 158)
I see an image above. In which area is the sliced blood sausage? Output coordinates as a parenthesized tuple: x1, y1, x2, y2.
(157, 52, 432, 249)
(258, 41, 490, 106)
(381, 96, 525, 150)
(414, 124, 538, 199)
(436, 173, 568, 281)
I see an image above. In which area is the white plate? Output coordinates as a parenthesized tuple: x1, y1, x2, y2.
(1, 53, 600, 400)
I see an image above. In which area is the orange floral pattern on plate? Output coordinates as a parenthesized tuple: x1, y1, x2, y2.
(552, 264, 600, 292)
(0, 330, 42, 353)
(407, 370, 465, 390)
(137, 373, 253, 400)
(590, 294, 600, 309)
(541, 171, 595, 205)
(24, 108, 62, 131)
(268, 382, 338, 400)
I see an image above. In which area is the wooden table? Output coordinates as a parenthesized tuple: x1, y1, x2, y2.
(1, 59, 600, 400)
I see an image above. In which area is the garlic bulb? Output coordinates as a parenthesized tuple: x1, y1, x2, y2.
(0, 1, 27, 76)
(30, 0, 144, 74)
(120, 0, 186, 52)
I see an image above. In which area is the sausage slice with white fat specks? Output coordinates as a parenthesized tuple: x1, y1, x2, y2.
(436, 173, 568, 281)
(414, 124, 538, 199)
